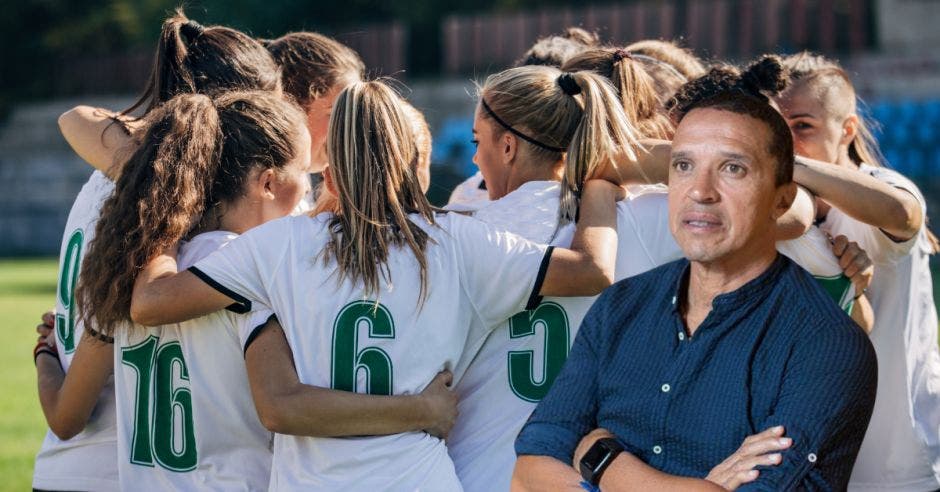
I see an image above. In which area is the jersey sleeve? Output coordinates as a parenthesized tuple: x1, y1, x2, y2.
(449, 214, 551, 329)
(776, 228, 855, 313)
(833, 166, 928, 264)
(235, 310, 276, 355)
(190, 218, 292, 313)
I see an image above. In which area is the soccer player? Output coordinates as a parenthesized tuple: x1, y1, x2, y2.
(777, 52, 940, 491)
(64, 90, 455, 490)
(33, 11, 281, 491)
(128, 79, 625, 490)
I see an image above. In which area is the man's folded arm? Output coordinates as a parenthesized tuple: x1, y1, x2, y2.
(736, 321, 877, 491)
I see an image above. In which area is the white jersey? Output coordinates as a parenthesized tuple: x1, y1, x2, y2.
(448, 182, 682, 492)
(777, 226, 856, 313)
(192, 212, 550, 491)
(820, 164, 940, 491)
(113, 231, 274, 491)
(447, 171, 490, 212)
(34, 170, 119, 492)
(448, 182, 859, 492)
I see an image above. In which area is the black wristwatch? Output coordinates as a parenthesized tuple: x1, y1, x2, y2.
(579, 437, 625, 486)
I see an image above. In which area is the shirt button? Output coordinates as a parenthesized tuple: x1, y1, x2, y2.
(678, 332, 686, 341)
(652, 445, 663, 455)
(808, 453, 817, 463)
(661, 384, 671, 393)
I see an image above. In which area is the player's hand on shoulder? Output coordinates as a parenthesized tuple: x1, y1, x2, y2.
(831, 234, 874, 295)
(420, 370, 458, 440)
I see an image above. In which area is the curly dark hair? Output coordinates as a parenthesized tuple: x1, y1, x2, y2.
(670, 55, 794, 186)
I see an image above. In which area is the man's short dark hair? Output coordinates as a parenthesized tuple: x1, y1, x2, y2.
(669, 55, 795, 186)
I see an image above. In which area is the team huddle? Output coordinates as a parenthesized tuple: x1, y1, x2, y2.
(30, 9, 940, 492)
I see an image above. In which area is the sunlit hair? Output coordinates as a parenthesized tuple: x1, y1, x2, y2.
(782, 51, 939, 253)
(123, 8, 280, 117)
(266, 31, 365, 107)
(625, 39, 706, 104)
(515, 27, 600, 68)
(782, 52, 885, 169)
(77, 91, 307, 336)
(480, 66, 643, 225)
(324, 81, 437, 303)
(671, 55, 793, 186)
(401, 100, 433, 192)
(563, 47, 674, 139)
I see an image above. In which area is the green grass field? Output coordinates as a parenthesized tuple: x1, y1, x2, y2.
(0, 258, 58, 491)
(1, 257, 939, 490)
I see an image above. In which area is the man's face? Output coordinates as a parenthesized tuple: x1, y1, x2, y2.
(668, 108, 790, 265)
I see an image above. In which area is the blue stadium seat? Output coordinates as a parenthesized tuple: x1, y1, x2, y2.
(432, 117, 476, 176)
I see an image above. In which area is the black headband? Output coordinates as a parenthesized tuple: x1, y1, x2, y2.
(480, 98, 565, 153)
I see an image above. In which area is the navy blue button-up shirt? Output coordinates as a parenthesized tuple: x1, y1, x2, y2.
(515, 255, 877, 490)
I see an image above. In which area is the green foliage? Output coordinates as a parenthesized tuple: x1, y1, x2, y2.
(0, 0, 605, 107)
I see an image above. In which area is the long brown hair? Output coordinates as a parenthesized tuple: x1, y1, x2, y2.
(563, 47, 674, 139)
(265, 32, 365, 107)
(479, 66, 642, 225)
(77, 91, 307, 335)
(122, 9, 280, 117)
(324, 81, 437, 302)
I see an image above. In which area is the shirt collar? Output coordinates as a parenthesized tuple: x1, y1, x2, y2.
(671, 254, 790, 315)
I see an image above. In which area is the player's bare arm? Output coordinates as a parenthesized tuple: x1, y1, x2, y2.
(58, 105, 142, 179)
(775, 185, 816, 240)
(35, 319, 114, 440)
(246, 317, 458, 438)
(794, 155, 923, 240)
(539, 179, 622, 297)
(130, 245, 234, 326)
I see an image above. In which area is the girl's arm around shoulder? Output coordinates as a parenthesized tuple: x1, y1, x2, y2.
(130, 243, 237, 326)
(245, 317, 458, 438)
(540, 180, 624, 297)
(58, 106, 142, 179)
(37, 333, 113, 440)
(794, 156, 923, 241)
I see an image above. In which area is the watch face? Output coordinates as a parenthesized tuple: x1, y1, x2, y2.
(582, 442, 609, 471)
(580, 438, 624, 485)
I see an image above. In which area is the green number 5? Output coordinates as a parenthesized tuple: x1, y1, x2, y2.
(508, 302, 570, 402)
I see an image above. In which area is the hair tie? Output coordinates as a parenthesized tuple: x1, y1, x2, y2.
(613, 49, 632, 62)
(557, 73, 582, 96)
(180, 20, 205, 41)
